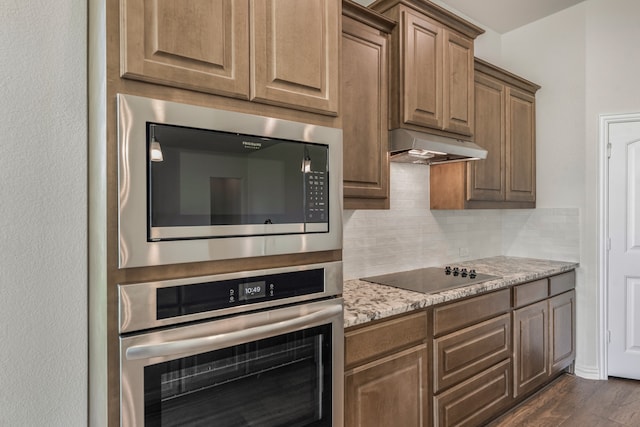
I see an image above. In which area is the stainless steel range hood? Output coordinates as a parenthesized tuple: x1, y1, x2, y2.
(389, 129, 487, 165)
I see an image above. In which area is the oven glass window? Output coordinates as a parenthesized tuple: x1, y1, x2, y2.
(143, 324, 332, 426)
(147, 123, 329, 236)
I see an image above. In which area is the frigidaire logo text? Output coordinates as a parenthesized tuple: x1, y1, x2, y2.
(243, 141, 262, 150)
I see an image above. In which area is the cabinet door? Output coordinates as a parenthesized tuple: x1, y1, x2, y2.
(467, 72, 506, 202)
(513, 300, 548, 397)
(402, 10, 442, 129)
(442, 30, 474, 136)
(120, 0, 250, 98)
(506, 87, 536, 202)
(342, 16, 390, 208)
(549, 290, 576, 375)
(345, 345, 429, 427)
(251, 0, 339, 115)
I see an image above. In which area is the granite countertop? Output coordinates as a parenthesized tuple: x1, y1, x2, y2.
(343, 256, 579, 328)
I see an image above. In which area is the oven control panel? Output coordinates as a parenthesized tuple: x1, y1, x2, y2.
(156, 268, 325, 320)
(118, 261, 342, 334)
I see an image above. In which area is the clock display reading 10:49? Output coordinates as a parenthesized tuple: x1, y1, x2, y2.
(239, 281, 267, 301)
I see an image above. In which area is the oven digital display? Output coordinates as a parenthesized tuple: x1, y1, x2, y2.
(239, 281, 267, 301)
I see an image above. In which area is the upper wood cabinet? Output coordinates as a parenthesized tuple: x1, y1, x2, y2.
(341, 1, 395, 209)
(120, 0, 340, 116)
(505, 86, 537, 203)
(251, 0, 340, 115)
(120, 0, 250, 99)
(430, 59, 540, 209)
(402, 11, 442, 130)
(369, 0, 483, 138)
(467, 71, 506, 202)
(442, 29, 475, 135)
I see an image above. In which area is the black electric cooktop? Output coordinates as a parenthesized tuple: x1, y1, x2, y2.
(361, 266, 500, 294)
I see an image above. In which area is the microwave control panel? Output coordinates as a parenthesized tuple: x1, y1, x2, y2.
(305, 171, 327, 222)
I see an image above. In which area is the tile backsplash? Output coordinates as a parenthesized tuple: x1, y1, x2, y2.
(342, 163, 580, 280)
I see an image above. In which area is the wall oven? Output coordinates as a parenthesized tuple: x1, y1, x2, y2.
(117, 94, 343, 268)
(119, 261, 343, 426)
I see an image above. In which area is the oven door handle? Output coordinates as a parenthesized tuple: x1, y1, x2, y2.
(125, 304, 342, 361)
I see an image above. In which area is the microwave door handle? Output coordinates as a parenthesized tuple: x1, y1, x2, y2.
(125, 304, 342, 361)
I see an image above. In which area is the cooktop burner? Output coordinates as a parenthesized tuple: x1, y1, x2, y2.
(361, 266, 500, 294)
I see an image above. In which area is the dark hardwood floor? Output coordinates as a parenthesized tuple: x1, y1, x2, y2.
(486, 374, 640, 426)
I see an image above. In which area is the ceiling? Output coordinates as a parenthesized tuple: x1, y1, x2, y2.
(356, 0, 587, 34)
(435, 0, 587, 33)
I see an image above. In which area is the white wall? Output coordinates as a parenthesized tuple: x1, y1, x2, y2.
(497, 0, 640, 379)
(0, 1, 87, 425)
(500, 5, 586, 209)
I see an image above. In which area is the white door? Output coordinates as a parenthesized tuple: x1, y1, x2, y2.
(608, 116, 640, 380)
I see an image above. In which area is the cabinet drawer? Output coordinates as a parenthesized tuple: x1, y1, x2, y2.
(433, 313, 511, 393)
(345, 311, 427, 369)
(433, 359, 512, 427)
(433, 289, 511, 337)
(513, 279, 548, 308)
(550, 270, 576, 296)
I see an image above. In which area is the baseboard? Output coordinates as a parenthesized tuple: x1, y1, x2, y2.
(573, 363, 603, 380)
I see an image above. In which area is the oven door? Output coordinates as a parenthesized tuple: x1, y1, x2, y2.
(120, 298, 343, 427)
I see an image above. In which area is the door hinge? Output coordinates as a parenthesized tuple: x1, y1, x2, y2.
(607, 330, 611, 343)
(607, 143, 612, 158)
(607, 237, 611, 251)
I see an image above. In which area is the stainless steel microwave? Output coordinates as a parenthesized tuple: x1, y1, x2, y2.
(117, 94, 343, 268)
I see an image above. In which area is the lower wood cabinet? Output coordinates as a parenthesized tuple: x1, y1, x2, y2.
(344, 311, 429, 427)
(345, 270, 576, 427)
(345, 345, 429, 427)
(433, 359, 512, 427)
(513, 299, 549, 397)
(431, 290, 512, 426)
(549, 289, 576, 375)
(433, 313, 511, 393)
(513, 271, 576, 398)
(432, 289, 511, 337)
